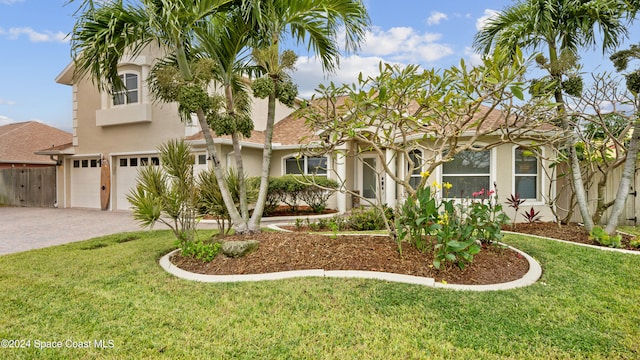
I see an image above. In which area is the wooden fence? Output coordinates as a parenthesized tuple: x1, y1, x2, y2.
(0, 167, 57, 207)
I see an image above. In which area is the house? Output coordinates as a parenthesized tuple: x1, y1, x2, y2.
(0, 121, 71, 168)
(43, 44, 557, 222)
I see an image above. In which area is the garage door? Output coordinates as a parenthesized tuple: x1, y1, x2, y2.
(70, 158, 101, 209)
(115, 155, 160, 210)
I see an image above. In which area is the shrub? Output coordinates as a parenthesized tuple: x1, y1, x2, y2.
(180, 239, 221, 262)
(396, 183, 508, 270)
(263, 175, 339, 214)
(299, 176, 339, 213)
(346, 207, 388, 231)
(589, 226, 622, 248)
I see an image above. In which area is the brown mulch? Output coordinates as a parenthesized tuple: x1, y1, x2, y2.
(502, 222, 637, 250)
(171, 222, 638, 286)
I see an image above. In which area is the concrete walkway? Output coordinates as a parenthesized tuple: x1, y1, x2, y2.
(0, 207, 218, 256)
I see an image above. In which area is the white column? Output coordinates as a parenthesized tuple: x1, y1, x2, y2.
(335, 146, 348, 214)
(385, 148, 397, 208)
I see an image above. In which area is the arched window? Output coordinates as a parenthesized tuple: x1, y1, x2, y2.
(408, 149, 422, 189)
(514, 147, 538, 199)
(113, 73, 139, 105)
(442, 149, 491, 198)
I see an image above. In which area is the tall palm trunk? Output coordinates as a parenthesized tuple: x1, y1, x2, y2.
(224, 84, 250, 223)
(195, 108, 247, 232)
(604, 115, 640, 234)
(248, 85, 277, 231)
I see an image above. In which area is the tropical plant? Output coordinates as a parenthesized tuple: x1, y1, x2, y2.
(474, 0, 640, 233)
(506, 193, 526, 226)
(127, 139, 199, 245)
(69, 0, 254, 233)
(244, 0, 370, 232)
(522, 207, 542, 224)
(198, 167, 258, 236)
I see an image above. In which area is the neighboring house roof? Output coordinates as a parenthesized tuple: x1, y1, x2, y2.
(0, 121, 72, 165)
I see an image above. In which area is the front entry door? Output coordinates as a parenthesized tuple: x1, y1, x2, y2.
(359, 155, 382, 203)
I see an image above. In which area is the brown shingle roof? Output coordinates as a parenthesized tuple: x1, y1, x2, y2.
(185, 96, 557, 147)
(0, 121, 72, 164)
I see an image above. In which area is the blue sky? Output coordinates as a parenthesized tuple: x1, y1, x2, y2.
(0, 0, 639, 132)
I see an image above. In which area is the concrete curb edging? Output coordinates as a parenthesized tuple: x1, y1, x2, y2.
(159, 245, 543, 292)
(503, 231, 640, 255)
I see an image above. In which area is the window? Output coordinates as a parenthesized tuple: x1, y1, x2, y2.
(514, 147, 538, 199)
(129, 158, 138, 167)
(113, 73, 139, 105)
(82, 159, 89, 168)
(151, 157, 160, 166)
(442, 150, 490, 198)
(408, 149, 422, 189)
(198, 154, 206, 165)
(90, 159, 98, 168)
(73, 160, 80, 168)
(141, 157, 149, 166)
(284, 156, 327, 176)
(119, 158, 127, 167)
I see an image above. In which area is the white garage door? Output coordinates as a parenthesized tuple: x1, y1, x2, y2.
(115, 155, 160, 210)
(70, 158, 101, 209)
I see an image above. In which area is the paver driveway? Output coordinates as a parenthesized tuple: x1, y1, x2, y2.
(0, 207, 218, 256)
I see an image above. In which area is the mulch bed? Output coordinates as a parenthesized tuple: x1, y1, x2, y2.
(171, 222, 638, 286)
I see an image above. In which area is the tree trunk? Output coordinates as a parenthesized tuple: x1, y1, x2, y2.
(604, 117, 640, 234)
(248, 88, 277, 231)
(195, 109, 247, 232)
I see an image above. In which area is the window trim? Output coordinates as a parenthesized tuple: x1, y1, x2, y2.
(112, 72, 140, 106)
(407, 148, 423, 189)
(512, 145, 544, 205)
(438, 147, 496, 199)
(282, 154, 329, 176)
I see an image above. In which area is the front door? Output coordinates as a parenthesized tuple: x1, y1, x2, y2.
(359, 155, 382, 203)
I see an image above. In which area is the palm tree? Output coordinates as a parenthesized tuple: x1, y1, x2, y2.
(473, 0, 636, 232)
(69, 0, 259, 232)
(243, 0, 370, 231)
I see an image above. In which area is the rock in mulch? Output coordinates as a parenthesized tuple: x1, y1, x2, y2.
(221, 240, 260, 258)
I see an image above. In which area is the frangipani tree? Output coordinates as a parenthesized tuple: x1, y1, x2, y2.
(303, 49, 557, 236)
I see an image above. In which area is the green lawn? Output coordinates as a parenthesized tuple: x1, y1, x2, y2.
(0, 230, 639, 359)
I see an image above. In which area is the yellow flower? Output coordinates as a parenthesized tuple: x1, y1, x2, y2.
(443, 182, 453, 190)
(431, 180, 441, 189)
(420, 170, 430, 178)
(441, 279, 448, 285)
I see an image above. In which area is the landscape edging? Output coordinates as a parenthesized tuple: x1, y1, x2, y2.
(159, 235, 543, 291)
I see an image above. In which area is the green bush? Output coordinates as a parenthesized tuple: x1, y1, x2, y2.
(180, 240, 221, 262)
(589, 226, 622, 248)
(346, 207, 388, 231)
(395, 184, 508, 270)
(263, 175, 338, 214)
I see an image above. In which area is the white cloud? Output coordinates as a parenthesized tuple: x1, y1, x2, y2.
(0, 98, 16, 105)
(0, 27, 68, 43)
(0, 0, 24, 5)
(476, 9, 500, 31)
(361, 26, 452, 63)
(427, 11, 448, 26)
(464, 46, 484, 67)
(292, 55, 402, 99)
(0, 115, 14, 126)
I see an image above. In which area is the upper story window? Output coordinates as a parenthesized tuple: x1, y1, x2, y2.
(113, 73, 139, 106)
(284, 155, 327, 176)
(408, 149, 422, 189)
(442, 149, 491, 198)
(514, 147, 539, 199)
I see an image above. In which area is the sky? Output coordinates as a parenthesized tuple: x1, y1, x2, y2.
(1, 0, 639, 133)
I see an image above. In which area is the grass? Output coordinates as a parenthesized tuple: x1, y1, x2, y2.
(1, 230, 639, 359)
